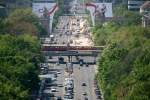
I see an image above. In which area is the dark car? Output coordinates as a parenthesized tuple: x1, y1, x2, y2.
(56, 96, 62, 100)
(82, 92, 87, 95)
(58, 57, 64, 63)
(97, 95, 102, 99)
(86, 63, 89, 67)
(82, 83, 86, 86)
(58, 84, 63, 87)
(95, 90, 101, 95)
(84, 97, 88, 100)
(79, 59, 84, 66)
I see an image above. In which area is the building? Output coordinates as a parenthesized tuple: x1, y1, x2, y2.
(32, 0, 58, 34)
(95, 0, 128, 4)
(33, 0, 55, 3)
(128, 0, 148, 11)
(140, 1, 150, 27)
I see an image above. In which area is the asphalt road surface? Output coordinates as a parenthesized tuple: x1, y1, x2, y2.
(46, 56, 98, 100)
(73, 63, 97, 100)
(41, 1, 99, 99)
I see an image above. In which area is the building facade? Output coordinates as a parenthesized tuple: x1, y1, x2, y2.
(128, 0, 148, 11)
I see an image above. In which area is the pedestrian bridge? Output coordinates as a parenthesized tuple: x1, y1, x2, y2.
(41, 45, 104, 56)
(41, 45, 104, 51)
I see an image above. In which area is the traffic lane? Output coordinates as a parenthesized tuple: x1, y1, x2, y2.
(71, 56, 96, 63)
(47, 63, 66, 99)
(82, 65, 97, 100)
(73, 63, 97, 100)
(54, 64, 65, 98)
(73, 64, 84, 100)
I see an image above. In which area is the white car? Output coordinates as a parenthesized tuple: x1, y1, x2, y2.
(57, 71, 61, 74)
(76, 30, 80, 33)
(51, 88, 56, 92)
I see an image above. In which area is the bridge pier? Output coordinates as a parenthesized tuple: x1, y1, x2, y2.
(68, 56, 73, 63)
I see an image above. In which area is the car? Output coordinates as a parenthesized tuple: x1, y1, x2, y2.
(95, 90, 101, 95)
(56, 62, 59, 65)
(48, 93, 55, 97)
(49, 56, 52, 59)
(79, 59, 84, 66)
(80, 62, 83, 66)
(85, 63, 89, 67)
(51, 88, 56, 92)
(72, 23, 76, 25)
(58, 57, 64, 63)
(65, 78, 73, 81)
(66, 89, 74, 94)
(58, 84, 63, 87)
(84, 97, 88, 100)
(65, 85, 74, 91)
(97, 95, 102, 99)
(70, 39, 73, 44)
(46, 83, 57, 87)
(57, 71, 61, 74)
(64, 93, 73, 99)
(82, 83, 86, 86)
(77, 30, 80, 32)
(56, 96, 62, 100)
(62, 42, 65, 44)
(82, 92, 87, 95)
(64, 95, 69, 99)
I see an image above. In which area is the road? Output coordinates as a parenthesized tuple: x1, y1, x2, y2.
(44, 56, 98, 100)
(39, 0, 101, 100)
(73, 62, 97, 100)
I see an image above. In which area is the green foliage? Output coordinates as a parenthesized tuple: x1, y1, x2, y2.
(0, 34, 41, 99)
(92, 22, 118, 45)
(0, 7, 42, 99)
(113, 4, 142, 26)
(1, 8, 46, 36)
(96, 26, 150, 100)
(94, 5, 150, 99)
(92, 6, 142, 46)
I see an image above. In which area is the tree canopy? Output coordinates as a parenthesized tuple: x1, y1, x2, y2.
(0, 8, 46, 36)
(93, 5, 150, 100)
(0, 8, 42, 100)
(0, 34, 41, 99)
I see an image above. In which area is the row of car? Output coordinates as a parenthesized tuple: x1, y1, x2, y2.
(38, 63, 63, 100)
(64, 78, 74, 99)
(94, 80, 102, 100)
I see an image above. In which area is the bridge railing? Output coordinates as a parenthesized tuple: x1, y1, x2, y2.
(41, 45, 105, 51)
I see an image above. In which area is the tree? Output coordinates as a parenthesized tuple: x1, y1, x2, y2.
(93, 5, 150, 99)
(0, 34, 41, 99)
(6, 8, 46, 36)
(96, 26, 150, 100)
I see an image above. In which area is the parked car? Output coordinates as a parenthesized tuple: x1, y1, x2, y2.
(64, 93, 73, 99)
(57, 71, 61, 74)
(58, 84, 63, 87)
(84, 97, 88, 100)
(51, 88, 56, 92)
(97, 95, 102, 99)
(56, 96, 62, 100)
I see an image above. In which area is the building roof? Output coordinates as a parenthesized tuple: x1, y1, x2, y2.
(141, 1, 150, 10)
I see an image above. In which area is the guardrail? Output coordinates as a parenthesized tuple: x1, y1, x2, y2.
(41, 45, 105, 51)
(42, 50, 101, 56)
